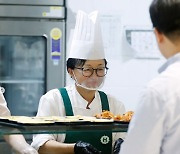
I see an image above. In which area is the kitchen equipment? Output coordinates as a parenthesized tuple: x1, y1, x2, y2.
(0, 0, 66, 116)
(0, 1, 66, 153)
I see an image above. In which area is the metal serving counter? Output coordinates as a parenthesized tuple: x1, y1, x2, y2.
(0, 121, 128, 135)
(0, 118, 128, 153)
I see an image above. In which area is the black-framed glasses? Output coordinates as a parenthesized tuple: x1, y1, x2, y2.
(75, 67, 109, 77)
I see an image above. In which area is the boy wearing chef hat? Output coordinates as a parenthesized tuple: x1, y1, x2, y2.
(32, 10, 125, 154)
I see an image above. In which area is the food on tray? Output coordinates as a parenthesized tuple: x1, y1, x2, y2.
(95, 110, 134, 122)
(92, 118, 113, 122)
(95, 110, 114, 119)
(1, 112, 131, 124)
(0, 115, 113, 124)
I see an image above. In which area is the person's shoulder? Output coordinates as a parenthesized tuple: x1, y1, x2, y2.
(144, 64, 180, 107)
(39, 88, 63, 107)
(44, 88, 60, 95)
(99, 91, 124, 105)
(64, 85, 75, 92)
(148, 63, 180, 90)
(44, 85, 74, 97)
(41, 88, 62, 101)
(106, 93, 117, 100)
(98, 90, 112, 98)
(101, 92, 126, 114)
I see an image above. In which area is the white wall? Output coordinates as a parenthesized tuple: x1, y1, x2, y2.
(66, 0, 165, 111)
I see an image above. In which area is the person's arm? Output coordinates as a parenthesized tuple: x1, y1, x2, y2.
(39, 140, 101, 154)
(4, 135, 38, 154)
(38, 140, 75, 154)
(32, 92, 75, 153)
(31, 92, 65, 151)
(1, 91, 37, 154)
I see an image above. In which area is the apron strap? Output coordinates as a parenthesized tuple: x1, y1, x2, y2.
(98, 91, 110, 111)
(59, 88, 74, 116)
(59, 88, 110, 115)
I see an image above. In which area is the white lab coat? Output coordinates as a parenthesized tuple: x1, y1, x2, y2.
(0, 89, 10, 116)
(32, 84, 126, 150)
(120, 53, 180, 154)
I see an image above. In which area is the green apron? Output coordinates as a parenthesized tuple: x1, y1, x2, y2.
(59, 88, 112, 154)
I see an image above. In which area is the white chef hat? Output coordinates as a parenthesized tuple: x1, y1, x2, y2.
(68, 10, 105, 60)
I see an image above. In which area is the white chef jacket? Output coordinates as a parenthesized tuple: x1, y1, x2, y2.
(32, 84, 126, 150)
(120, 52, 180, 154)
(0, 88, 10, 116)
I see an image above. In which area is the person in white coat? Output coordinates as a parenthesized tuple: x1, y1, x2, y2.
(119, 0, 180, 154)
(0, 87, 38, 154)
(32, 10, 125, 154)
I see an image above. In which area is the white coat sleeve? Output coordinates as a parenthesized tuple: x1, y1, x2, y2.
(31, 91, 65, 150)
(119, 87, 166, 154)
(0, 91, 10, 116)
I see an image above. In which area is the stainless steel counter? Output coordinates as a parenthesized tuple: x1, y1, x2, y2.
(0, 120, 128, 135)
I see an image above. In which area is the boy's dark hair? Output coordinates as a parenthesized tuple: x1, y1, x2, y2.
(149, 0, 180, 40)
(66, 58, 107, 71)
